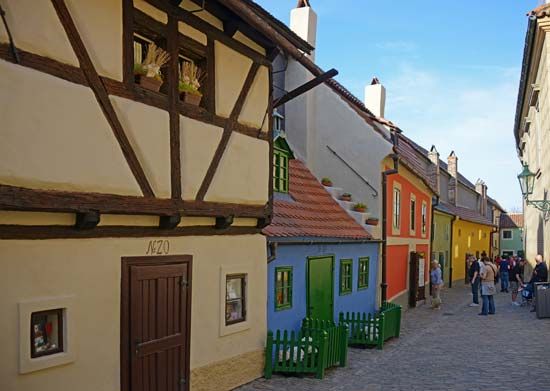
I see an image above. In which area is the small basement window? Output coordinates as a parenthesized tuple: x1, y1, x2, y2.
(358, 257, 370, 289)
(226, 274, 246, 325)
(275, 267, 292, 310)
(30, 309, 63, 358)
(340, 259, 352, 295)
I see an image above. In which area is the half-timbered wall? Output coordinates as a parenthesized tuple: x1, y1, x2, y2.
(0, 0, 271, 216)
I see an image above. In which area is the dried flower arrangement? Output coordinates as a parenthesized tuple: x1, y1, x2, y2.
(179, 61, 204, 105)
(134, 43, 170, 92)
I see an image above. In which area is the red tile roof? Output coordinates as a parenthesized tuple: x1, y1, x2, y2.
(263, 160, 372, 240)
(395, 135, 438, 194)
(500, 213, 524, 228)
(437, 201, 495, 227)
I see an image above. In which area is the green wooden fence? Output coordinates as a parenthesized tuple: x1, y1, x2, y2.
(339, 301, 402, 350)
(264, 319, 349, 379)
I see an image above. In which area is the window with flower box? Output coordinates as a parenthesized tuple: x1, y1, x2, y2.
(275, 267, 292, 310)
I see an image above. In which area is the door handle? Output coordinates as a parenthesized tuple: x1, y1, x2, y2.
(134, 339, 140, 356)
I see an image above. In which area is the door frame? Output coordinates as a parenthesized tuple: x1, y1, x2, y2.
(305, 255, 334, 319)
(121, 255, 193, 391)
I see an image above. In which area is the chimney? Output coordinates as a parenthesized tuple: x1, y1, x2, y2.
(428, 145, 440, 195)
(364, 77, 386, 118)
(476, 179, 488, 216)
(447, 151, 458, 205)
(290, 0, 317, 61)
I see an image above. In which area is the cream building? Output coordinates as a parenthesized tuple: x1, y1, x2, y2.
(515, 2, 550, 270)
(0, 1, 312, 390)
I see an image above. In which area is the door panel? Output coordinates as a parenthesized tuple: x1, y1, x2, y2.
(123, 256, 191, 391)
(307, 256, 333, 320)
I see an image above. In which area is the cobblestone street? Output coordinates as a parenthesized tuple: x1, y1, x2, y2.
(237, 284, 550, 391)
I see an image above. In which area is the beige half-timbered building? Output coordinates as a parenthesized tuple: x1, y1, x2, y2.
(0, 1, 312, 390)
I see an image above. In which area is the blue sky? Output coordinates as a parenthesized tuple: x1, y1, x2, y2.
(256, 0, 540, 211)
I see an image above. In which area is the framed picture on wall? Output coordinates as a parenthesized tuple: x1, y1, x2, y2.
(30, 309, 63, 358)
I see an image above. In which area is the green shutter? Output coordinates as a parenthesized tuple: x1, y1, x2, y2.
(340, 259, 352, 295)
(358, 257, 370, 289)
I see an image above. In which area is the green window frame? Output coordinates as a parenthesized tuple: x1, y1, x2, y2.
(340, 259, 353, 295)
(275, 267, 292, 310)
(273, 147, 289, 193)
(358, 257, 370, 289)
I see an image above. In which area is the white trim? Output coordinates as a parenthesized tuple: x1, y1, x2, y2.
(18, 295, 76, 374)
(502, 229, 513, 240)
(219, 265, 250, 337)
(409, 193, 417, 236)
(392, 182, 402, 236)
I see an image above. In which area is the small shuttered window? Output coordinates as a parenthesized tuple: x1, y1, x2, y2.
(275, 267, 292, 310)
(273, 148, 289, 193)
(340, 259, 353, 295)
(358, 257, 370, 289)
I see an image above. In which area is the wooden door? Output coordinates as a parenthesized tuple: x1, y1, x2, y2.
(408, 252, 419, 308)
(307, 256, 334, 320)
(122, 256, 192, 391)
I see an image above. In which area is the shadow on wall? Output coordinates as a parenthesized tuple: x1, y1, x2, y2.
(537, 214, 544, 256)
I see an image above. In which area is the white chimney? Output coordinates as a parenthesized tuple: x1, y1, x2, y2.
(364, 77, 386, 118)
(290, 0, 317, 61)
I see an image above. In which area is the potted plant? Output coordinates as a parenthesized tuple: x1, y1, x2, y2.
(366, 217, 379, 226)
(340, 193, 352, 202)
(179, 61, 203, 106)
(321, 177, 333, 187)
(353, 203, 367, 213)
(134, 43, 170, 92)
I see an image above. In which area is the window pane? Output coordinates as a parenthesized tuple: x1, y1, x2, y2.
(31, 309, 63, 358)
(226, 278, 242, 299)
(226, 299, 243, 322)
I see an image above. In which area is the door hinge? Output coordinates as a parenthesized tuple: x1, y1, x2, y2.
(179, 377, 186, 390)
(180, 278, 189, 288)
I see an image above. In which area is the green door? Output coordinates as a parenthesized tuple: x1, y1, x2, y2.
(307, 256, 334, 320)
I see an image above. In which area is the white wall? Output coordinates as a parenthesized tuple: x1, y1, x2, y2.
(283, 60, 393, 221)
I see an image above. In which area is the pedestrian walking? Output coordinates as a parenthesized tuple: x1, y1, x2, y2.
(430, 261, 444, 309)
(511, 258, 525, 306)
(479, 257, 497, 316)
(468, 255, 481, 307)
(500, 256, 510, 293)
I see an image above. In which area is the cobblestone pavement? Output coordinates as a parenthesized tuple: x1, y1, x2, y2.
(237, 284, 550, 391)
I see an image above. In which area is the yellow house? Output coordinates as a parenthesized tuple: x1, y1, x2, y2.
(0, 1, 313, 390)
(451, 217, 493, 282)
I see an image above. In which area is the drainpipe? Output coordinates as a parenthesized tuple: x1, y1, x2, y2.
(381, 150, 399, 303)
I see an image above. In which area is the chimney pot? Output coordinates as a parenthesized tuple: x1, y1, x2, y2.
(364, 77, 386, 118)
(447, 151, 458, 205)
(290, 2, 317, 61)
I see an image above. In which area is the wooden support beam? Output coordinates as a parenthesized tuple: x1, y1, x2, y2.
(206, 38, 216, 114)
(0, 225, 261, 240)
(0, 184, 268, 218)
(51, 0, 155, 198)
(273, 68, 338, 108)
(195, 62, 261, 201)
(167, 16, 181, 199)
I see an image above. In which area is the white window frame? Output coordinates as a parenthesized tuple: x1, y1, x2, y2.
(421, 201, 428, 237)
(409, 194, 416, 235)
(392, 182, 402, 235)
(502, 229, 513, 241)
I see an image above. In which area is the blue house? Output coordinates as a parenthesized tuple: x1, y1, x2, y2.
(264, 155, 380, 332)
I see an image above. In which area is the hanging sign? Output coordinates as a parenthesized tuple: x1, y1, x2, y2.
(418, 257, 425, 287)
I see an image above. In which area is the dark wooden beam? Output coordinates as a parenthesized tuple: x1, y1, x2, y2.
(51, 0, 155, 198)
(0, 184, 268, 218)
(144, 0, 270, 66)
(215, 215, 234, 229)
(206, 38, 216, 114)
(167, 16, 182, 199)
(0, 225, 261, 240)
(273, 68, 338, 108)
(195, 62, 261, 201)
(75, 211, 100, 229)
(223, 19, 239, 37)
(122, 0, 134, 86)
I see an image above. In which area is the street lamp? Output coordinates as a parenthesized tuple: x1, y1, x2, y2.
(517, 163, 550, 213)
(517, 163, 535, 198)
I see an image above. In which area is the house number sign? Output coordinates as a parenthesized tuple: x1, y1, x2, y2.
(146, 240, 170, 255)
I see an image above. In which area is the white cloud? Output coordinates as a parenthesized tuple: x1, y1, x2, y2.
(383, 63, 522, 211)
(375, 41, 418, 52)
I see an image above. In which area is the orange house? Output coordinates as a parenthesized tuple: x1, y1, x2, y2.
(384, 136, 438, 308)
